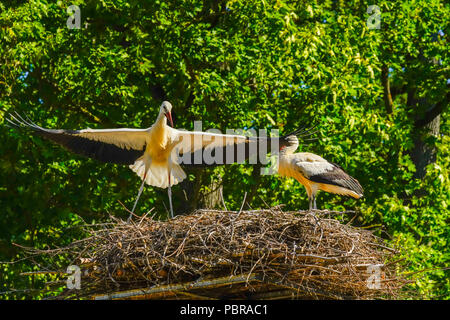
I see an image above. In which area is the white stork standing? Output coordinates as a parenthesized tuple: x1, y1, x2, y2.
(7, 102, 304, 219)
(278, 135, 363, 210)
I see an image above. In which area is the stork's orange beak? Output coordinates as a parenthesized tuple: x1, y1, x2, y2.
(165, 112, 173, 127)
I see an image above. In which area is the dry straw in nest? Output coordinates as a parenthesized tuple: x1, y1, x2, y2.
(26, 208, 408, 299)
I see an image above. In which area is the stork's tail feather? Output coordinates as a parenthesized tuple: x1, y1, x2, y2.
(168, 163, 187, 187)
(129, 158, 187, 188)
(319, 183, 363, 199)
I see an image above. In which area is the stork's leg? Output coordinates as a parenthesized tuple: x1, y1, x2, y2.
(313, 195, 317, 210)
(168, 170, 174, 219)
(129, 171, 147, 222)
(308, 196, 313, 211)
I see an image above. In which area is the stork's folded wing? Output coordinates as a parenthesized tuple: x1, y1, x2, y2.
(295, 159, 363, 196)
(7, 113, 148, 165)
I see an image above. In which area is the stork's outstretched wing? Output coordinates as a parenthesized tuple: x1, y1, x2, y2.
(173, 128, 305, 167)
(6, 112, 149, 165)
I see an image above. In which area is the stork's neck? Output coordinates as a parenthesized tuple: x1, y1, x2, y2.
(149, 112, 170, 149)
(155, 111, 168, 128)
(280, 146, 297, 156)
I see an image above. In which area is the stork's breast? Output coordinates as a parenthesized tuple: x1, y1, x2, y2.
(146, 125, 173, 165)
(278, 160, 299, 179)
(280, 159, 309, 183)
(146, 144, 171, 165)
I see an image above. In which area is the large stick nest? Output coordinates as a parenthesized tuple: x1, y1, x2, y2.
(29, 208, 408, 299)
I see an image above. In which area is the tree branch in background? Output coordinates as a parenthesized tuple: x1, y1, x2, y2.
(414, 91, 449, 129)
(381, 64, 393, 114)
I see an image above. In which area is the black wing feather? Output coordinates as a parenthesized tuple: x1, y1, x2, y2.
(178, 129, 305, 168)
(308, 163, 364, 196)
(7, 113, 145, 165)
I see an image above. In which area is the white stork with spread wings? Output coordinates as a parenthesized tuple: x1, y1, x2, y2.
(278, 135, 363, 210)
(7, 101, 304, 219)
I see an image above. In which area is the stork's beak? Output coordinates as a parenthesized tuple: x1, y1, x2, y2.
(165, 112, 173, 127)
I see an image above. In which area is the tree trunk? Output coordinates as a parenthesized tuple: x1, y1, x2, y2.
(199, 177, 223, 209)
(381, 64, 393, 114)
(176, 168, 203, 214)
(411, 114, 440, 179)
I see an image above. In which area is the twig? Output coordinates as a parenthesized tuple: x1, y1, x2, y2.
(219, 188, 228, 211)
(237, 192, 247, 216)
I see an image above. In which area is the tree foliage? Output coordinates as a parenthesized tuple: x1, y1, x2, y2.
(0, 0, 448, 299)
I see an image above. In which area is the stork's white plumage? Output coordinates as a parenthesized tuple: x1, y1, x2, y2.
(278, 136, 363, 210)
(7, 102, 303, 218)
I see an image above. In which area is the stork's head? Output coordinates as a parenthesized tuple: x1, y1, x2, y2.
(160, 101, 173, 127)
(280, 135, 299, 154)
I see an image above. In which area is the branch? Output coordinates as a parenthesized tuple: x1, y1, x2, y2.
(381, 64, 393, 114)
(390, 83, 407, 100)
(414, 91, 449, 128)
